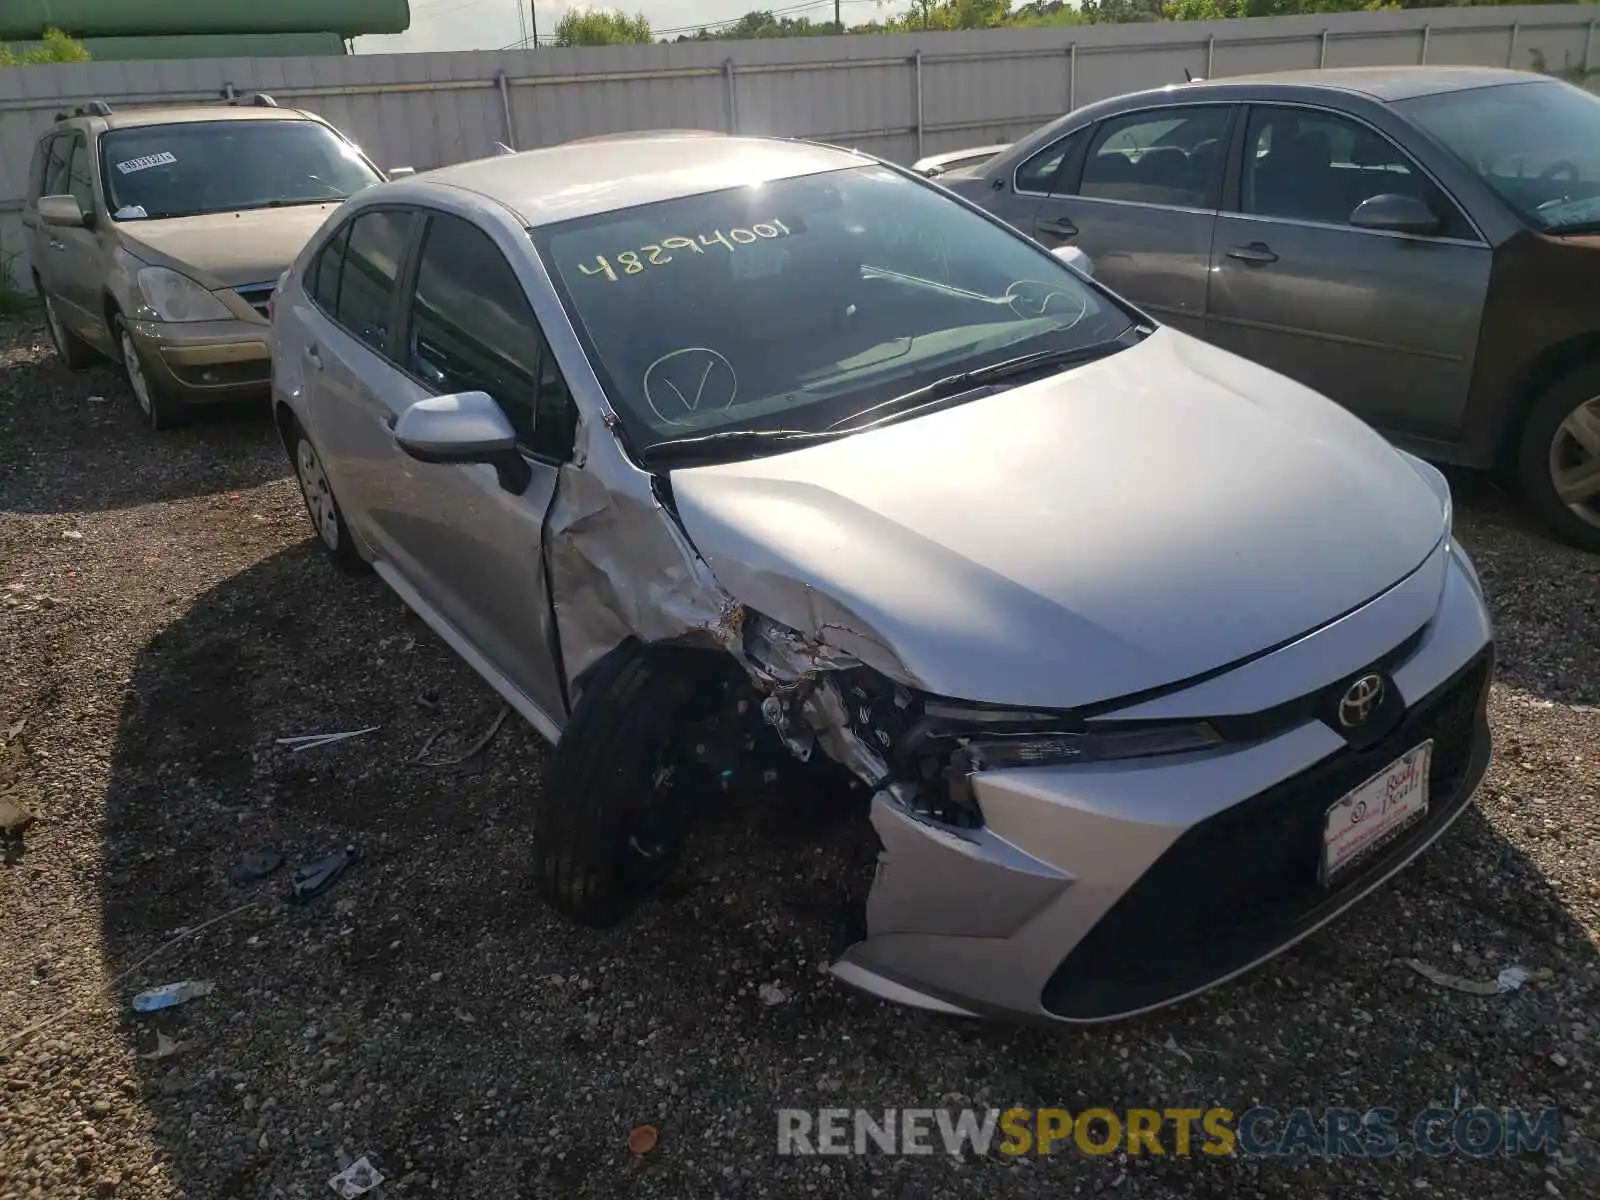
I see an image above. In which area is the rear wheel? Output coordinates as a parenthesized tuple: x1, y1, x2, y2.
(285, 414, 367, 573)
(1516, 364, 1600, 553)
(535, 646, 725, 926)
(41, 289, 98, 370)
(115, 315, 184, 431)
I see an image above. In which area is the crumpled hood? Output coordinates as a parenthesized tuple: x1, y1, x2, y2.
(117, 204, 342, 289)
(669, 327, 1447, 709)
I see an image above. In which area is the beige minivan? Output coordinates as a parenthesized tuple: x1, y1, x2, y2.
(21, 94, 397, 429)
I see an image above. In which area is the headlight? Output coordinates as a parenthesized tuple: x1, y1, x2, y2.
(133, 266, 232, 323)
(961, 722, 1222, 770)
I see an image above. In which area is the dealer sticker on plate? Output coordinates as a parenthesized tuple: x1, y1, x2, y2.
(1322, 740, 1432, 884)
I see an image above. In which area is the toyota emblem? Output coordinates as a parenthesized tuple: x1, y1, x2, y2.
(1337, 674, 1386, 729)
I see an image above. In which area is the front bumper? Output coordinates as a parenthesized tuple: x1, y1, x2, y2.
(126, 318, 271, 399)
(832, 541, 1494, 1023)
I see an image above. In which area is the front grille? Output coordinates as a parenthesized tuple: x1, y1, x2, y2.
(233, 283, 275, 319)
(1041, 650, 1492, 1021)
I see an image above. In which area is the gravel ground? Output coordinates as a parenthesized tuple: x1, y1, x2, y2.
(0, 311, 1597, 1200)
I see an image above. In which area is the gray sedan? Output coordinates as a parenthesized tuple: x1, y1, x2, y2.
(939, 67, 1600, 552)
(271, 133, 1491, 1023)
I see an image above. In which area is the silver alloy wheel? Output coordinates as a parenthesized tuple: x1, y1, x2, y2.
(1549, 394, 1600, 530)
(44, 296, 67, 358)
(295, 437, 341, 551)
(120, 329, 153, 417)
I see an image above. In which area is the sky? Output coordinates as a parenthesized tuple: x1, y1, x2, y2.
(355, 0, 913, 53)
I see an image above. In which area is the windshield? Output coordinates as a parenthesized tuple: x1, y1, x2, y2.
(1397, 79, 1600, 234)
(530, 164, 1133, 455)
(100, 120, 382, 221)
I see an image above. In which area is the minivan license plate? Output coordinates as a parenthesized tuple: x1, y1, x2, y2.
(1322, 741, 1432, 884)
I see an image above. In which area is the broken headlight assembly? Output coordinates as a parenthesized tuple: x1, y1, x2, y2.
(897, 699, 1223, 828)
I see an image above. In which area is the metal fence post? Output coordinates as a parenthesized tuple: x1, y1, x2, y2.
(723, 58, 738, 134)
(1069, 42, 1077, 110)
(1206, 34, 1214, 79)
(1319, 29, 1328, 69)
(913, 50, 924, 160)
(1419, 24, 1430, 66)
(1506, 22, 1519, 69)
(1586, 21, 1596, 74)
(496, 70, 517, 150)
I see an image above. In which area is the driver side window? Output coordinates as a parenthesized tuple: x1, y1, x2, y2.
(405, 212, 577, 463)
(1237, 106, 1473, 238)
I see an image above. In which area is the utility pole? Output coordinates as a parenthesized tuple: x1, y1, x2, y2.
(530, 0, 539, 46)
(834, 0, 841, 33)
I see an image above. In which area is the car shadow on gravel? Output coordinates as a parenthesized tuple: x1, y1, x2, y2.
(0, 320, 283, 517)
(94, 542, 1599, 1197)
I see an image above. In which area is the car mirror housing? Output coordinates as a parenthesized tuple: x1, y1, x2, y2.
(393, 391, 531, 494)
(1051, 244, 1095, 278)
(1349, 193, 1441, 237)
(38, 194, 87, 228)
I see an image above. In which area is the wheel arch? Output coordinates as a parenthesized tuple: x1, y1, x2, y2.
(1495, 331, 1600, 470)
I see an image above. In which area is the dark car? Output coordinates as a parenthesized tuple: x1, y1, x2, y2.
(939, 67, 1600, 551)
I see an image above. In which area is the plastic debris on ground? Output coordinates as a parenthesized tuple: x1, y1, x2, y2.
(132, 980, 215, 1012)
(276, 726, 381, 754)
(139, 1032, 189, 1060)
(291, 846, 360, 905)
(230, 849, 284, 886)
(328, 1156, 385, 1197)
(627, 1125, 659, 1156)
(757, 982, 788, 1007)
(1402, 958, 1553, 995)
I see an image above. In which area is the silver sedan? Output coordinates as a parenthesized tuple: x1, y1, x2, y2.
(270, 133, 1493, 1022)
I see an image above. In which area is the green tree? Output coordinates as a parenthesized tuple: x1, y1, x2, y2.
(0, 27, 91, 65)
(552, 8, 653, 45)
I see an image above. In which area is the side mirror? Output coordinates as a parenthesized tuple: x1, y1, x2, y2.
(1051, 244, 1095, 278)
(386, 166, 416, 181)
(394, 391, 531, 494)
(1349, 193, 1441, 237)
(38, 194, 86, 228)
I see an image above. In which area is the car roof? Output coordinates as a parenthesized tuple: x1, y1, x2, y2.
(63, 105, 322, 132)
(419, 134, 865, 227)
(1177, 65, 1545, 103)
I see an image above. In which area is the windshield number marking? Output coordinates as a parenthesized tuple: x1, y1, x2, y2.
(575, 220, 793, 285)
(115, 151, 177, 175)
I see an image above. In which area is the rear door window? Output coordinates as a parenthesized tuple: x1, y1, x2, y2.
(333, 209, 415, 354)
(1077, 106, 1232, 209)
(308, 223, 351, 314)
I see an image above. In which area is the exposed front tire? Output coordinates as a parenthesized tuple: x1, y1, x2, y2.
(535, 646, 726, 927)
(284, 414, 367, 573)
(1516, 364, 1600, 553)
(115, 315, 184, 431)
(41, 289, 100, 370)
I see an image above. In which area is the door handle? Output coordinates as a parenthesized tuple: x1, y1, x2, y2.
(1225, 242, 1278, 265)
(1036, 216, 1078, 238)
(305, 344, 323, 371)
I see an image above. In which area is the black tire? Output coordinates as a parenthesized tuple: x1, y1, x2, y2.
(39, 287, 99, 370)
(114, 314, 185, 431)
(283, 414, 368, 573)
(1515, 363, 1600, 554)
(535, 646, 723, 927)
